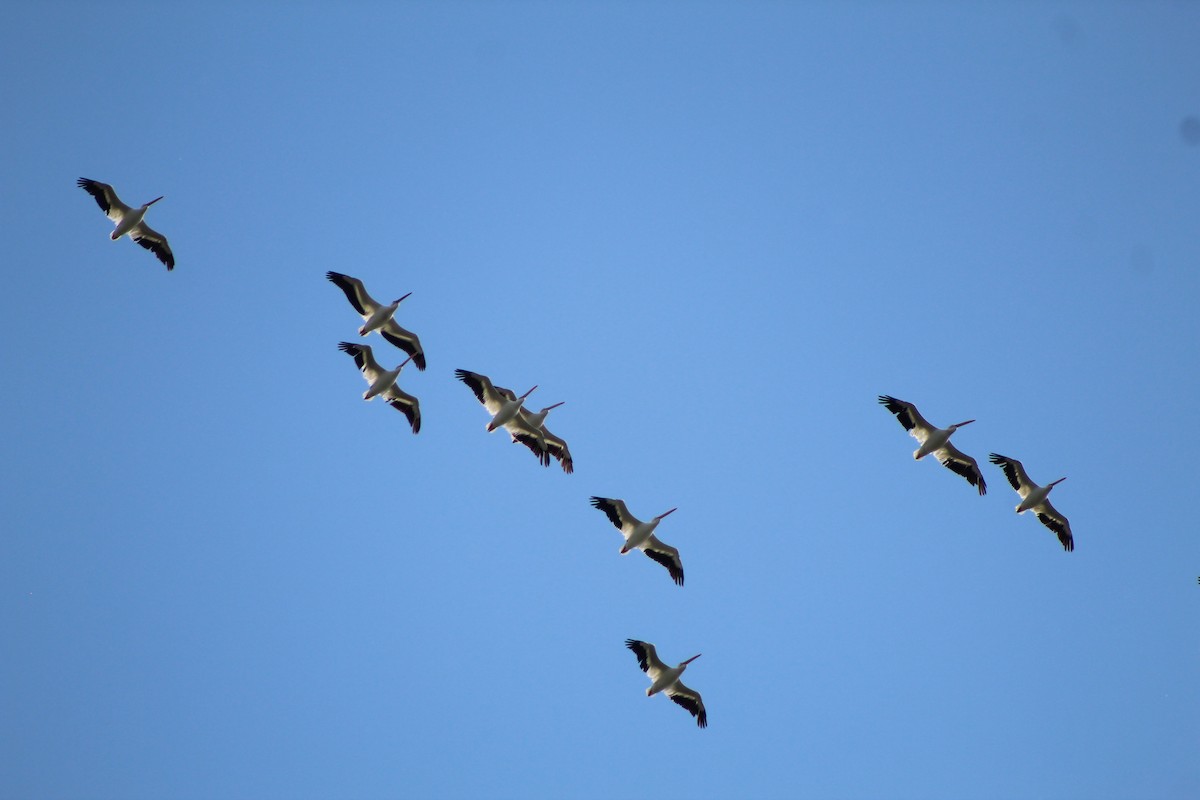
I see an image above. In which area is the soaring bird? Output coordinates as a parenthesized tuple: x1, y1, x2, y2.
(625, 639, 707, 728)
(77, 178, 174, 270)
(454, 369, 538, 434)
(988, 453, 1074, 552)
(879, 395, 987, 495)
(326, 271, 426, 370)
(501, 394, 573, 474)
(589, 497, 684, 586)
(338, 342, 420, 433)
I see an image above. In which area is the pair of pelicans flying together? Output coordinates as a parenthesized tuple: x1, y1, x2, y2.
(878, 395, 1074, 552)
(74, 179, 731, 729)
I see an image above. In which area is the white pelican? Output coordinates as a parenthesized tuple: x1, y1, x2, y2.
(338, 342, 420, 433)
(625, 639, 707, 728)
(454, 369, 538, 433)
(879, 395, 987, 495)
(988, 453, 1074, 552)
(589, 497, 684, 586)
(499, 393, 574, 474)
(77, 178, 174, 270)
(326, 271, 426, 370)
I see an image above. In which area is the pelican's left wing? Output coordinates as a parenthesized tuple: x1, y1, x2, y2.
(382, 385, 421, 434)
(667, 681, 708, 729)
(642, 535, 684, 586)
(1035, 500, 1074, 552)
(936, 442, 987, 495)
(131, 222, 174, 270)
(380, 319, 426, 371)
(539, 425, 573, 474)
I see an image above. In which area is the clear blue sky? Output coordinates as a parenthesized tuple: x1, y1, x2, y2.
(2, 3, 1198, 798)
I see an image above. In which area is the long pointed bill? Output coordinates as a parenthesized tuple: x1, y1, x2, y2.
(953, 419, 976, 428)
(398, 355, 414, 368)
(657, 507, 678, 519)
(146, 196, 164, 206)
(1050, 477, 1067, 486)
(682, 654, 702, 665)
(520, 385, 538, 399)
(544, 401, 565, 411)
(394, 292, 413, 304)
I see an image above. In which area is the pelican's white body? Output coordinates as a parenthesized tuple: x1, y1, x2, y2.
(364, 366, 403, 400)
(1016, 483, 1056, 514)
(913, 425, 956, 460)
(648, 663, 690, 696)
(621, 516, 665, 554)
(361, 301, 400, 336)
(111, 204, 151, 240)
(488, 393, 531, 432)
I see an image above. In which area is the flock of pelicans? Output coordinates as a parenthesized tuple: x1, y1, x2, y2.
(878, 395, 1075, 552)
(77, 177, 1075, 731)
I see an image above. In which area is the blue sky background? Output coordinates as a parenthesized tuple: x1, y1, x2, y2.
(2, 2, 1198, 798)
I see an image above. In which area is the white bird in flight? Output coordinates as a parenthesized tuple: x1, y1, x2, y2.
(625, 639, 707, 728)
(326, 271, 426, 370)
(500, 393, 574, 473)
(454, 369, 539, 434)
(879, 395, 987, 495)
(988, 453, 1074, 552)
(589, 497, 684, 586)
(77, 178, 174, 270)
(338, 342, 421, 433)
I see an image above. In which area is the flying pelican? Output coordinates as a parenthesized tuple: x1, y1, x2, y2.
(326, 271, 426, 370)
(589, 497, 683, 586)
(625, 639, 707, 728)
(77, 178, 174, 270)
(338, 342, 420, 433)
(878, 395, 987, 495)
(454, 369, 538, 433)
(988, 453, 1074, 552)
(500, 393, 574, 473)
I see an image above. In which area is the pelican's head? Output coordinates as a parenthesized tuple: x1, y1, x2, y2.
(541, 401, 565, 414)
(519, 385, 538, 400)
(145, 196, 164, 207)
(656, 507, 678, 521)
(951, 419, 976, 429)
(681, 654, 702, 667)
(1049, 477, 1067, 487)
(397, 354, 414, 371)
(392, 292, 413, 306)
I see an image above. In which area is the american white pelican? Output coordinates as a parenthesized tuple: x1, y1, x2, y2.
(338, 342, 420, 433)
(589, 497, 684, 586)
(879, 395, 987, 495)
(77, 178, 174, 270)
(988, 453, 1074, 552)
(326, 271, 426, 370)
(454, 369, 538, 433)
(625, 639, 707, 728)
(500, 394, 574, 474)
